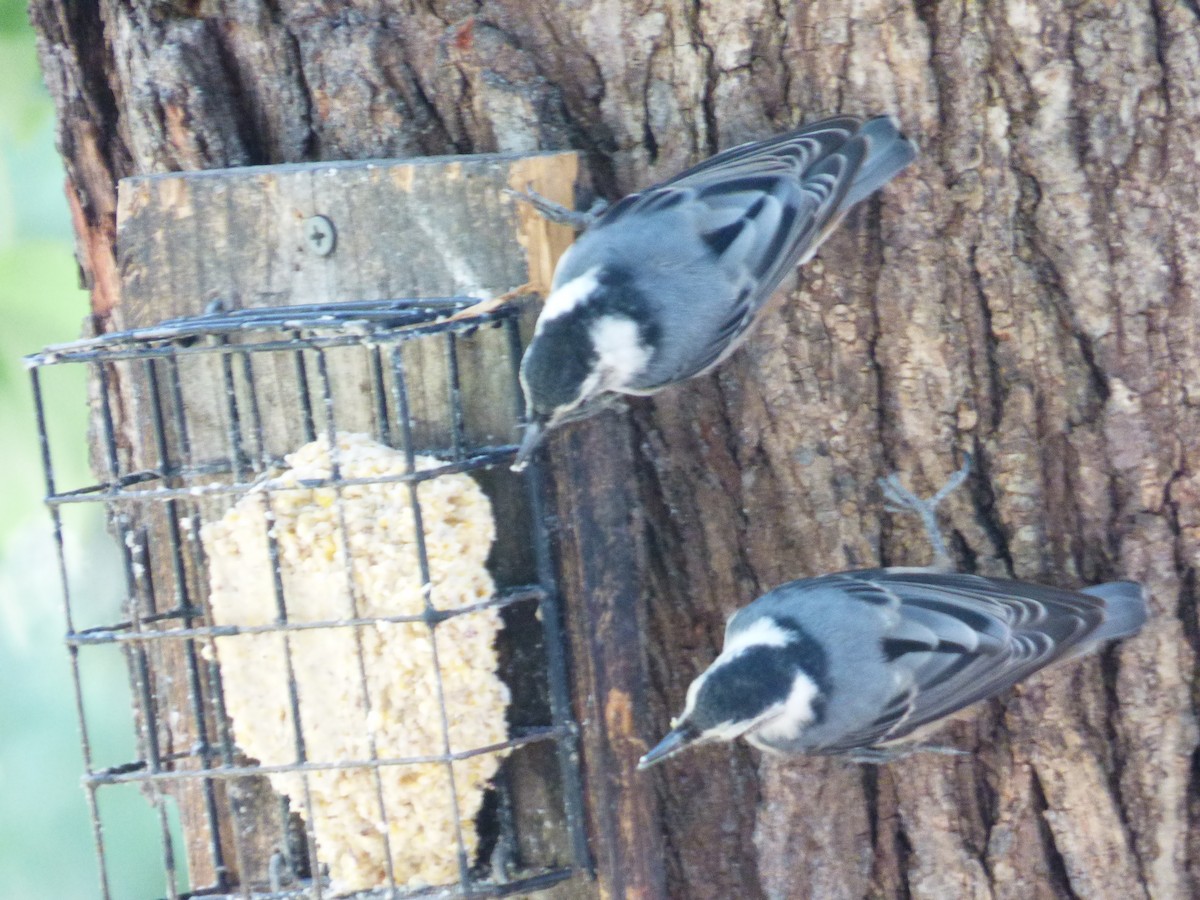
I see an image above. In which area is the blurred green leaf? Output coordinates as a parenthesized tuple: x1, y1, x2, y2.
(0, 35, 54, 141)
(0, 0, 30, 35)
(0, 31, 71, 246)
(0, 242, 90, 535)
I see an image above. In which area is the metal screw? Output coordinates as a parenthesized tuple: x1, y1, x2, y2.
(304, 215, 336, 257)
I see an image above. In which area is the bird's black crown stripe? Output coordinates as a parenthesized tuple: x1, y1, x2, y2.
(691, 617, 833, 732)
(571, 265, 663, 349)
(771, 617, 832, 696)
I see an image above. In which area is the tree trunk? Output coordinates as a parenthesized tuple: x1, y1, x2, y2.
(31, 1, 1200, 898)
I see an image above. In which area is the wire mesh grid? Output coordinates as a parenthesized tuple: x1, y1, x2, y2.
(26, 299, 590, 899)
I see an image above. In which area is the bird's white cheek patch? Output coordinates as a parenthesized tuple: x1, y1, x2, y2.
(752, 672, 821, 743)
(538, 267, 601, 328)
(591, 316, 651, 386)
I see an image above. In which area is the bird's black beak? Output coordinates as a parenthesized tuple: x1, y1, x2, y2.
(638, 725, 700, 770)
(511, 414, 548, 472)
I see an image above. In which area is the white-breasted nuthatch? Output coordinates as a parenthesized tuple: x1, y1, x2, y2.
(638, 458, 1148, 768)
(512, 115, 918, 469)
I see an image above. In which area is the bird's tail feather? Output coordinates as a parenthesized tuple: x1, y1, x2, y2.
(841, 116, 918, 208)
(1079, 581, 1149, 643)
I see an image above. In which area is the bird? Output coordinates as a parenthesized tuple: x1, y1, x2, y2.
(637, 457, 1148, 768)
(511, 114, 918, 470)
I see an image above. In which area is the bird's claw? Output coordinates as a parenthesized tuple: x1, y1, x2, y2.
(557, 393, 627, 425)
(504, 184, 605, 231)
(877, 454, 973, 570)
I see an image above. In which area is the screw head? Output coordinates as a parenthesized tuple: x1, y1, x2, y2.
(304, 215, 336, 257)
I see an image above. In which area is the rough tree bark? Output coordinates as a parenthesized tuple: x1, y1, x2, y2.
(31, 1, 1200, 898)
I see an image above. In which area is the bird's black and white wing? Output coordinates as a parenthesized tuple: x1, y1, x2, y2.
(810, 569, 1144, 753)
(593, 116, 915, 382)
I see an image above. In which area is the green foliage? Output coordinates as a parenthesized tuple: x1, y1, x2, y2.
(0, 30, 72, 246)
(0, 0, 31, 35)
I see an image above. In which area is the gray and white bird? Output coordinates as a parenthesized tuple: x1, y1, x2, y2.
(513, 115, 917, 469)
(638, 461, 1148, 768)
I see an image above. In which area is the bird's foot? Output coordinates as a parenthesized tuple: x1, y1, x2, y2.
(556, 393, 628, 426)
(505, 185, 606, 231)
(877, 453, 972, 570)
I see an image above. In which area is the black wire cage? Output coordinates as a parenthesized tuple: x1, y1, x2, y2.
(27, 299, 590, 899)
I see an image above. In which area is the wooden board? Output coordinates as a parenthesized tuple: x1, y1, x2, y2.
(545, 415, 670, 900)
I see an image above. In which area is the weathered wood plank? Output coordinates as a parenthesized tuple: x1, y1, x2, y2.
(546, 412, 668, 900)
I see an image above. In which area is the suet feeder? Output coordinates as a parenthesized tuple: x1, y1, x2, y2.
(26, 153, 602, 898)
